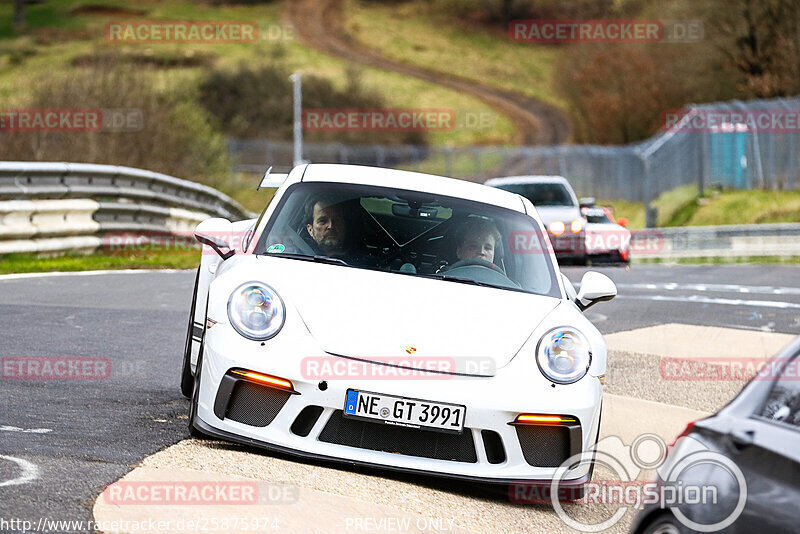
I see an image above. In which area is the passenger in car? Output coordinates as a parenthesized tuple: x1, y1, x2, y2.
(454, 217, 502, 264)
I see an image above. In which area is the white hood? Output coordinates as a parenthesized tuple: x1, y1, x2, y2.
(252, 257, 561, 376)
(535, 205, 583, 225)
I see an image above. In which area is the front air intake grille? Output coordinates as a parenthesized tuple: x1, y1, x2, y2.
(225, 381, 291, 427)
(481, 430, 507, 464)
(515, 425, 572, 467)
(318, 410, 477, 463)
(291, 405, 324, 437)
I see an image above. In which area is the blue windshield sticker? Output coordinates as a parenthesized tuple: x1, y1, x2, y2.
(266, 244, 285, 253)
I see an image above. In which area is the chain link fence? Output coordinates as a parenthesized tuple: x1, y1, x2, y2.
(229, 96, 800, 224)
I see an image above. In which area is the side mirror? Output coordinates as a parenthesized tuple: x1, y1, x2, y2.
(617, 217, 628, 227)
(579, 197, 596, 208)
(195, 218, 235, 260)
(576, 271, 616, 311)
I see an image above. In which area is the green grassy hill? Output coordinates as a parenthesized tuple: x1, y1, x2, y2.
(0, 0, 520, 211)
(3, 0, 798, 228)
(603, 186, 800, 229)
(0, 0, 513, 147)
(344, 0, 564, 109)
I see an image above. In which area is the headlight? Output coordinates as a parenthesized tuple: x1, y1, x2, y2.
(536, 327, 591, 384)
(548, 221, 566, 235)
(571, 219, 584, 233)
(227, 282, 285, 340)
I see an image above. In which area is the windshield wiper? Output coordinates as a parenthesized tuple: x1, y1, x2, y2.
(405, 271, 524, 291)
(438, 274, 492, 287)
(407, 272, 493, 288)
(264, 252, 348, 266)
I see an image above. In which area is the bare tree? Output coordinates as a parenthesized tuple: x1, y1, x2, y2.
(555, 45, 665, 144)
(701, 0, 800, 97)
(14, 0, 26, 33)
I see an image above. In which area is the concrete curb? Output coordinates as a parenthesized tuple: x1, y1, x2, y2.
(93, 467, 473, 534)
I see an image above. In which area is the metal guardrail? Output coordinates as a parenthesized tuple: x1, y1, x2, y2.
(0, 162, 254, 255)
(634, 223, 800, 260)
(0, 162, 251, 221)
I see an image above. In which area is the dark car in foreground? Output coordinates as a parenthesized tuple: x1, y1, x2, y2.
(630, 337, 800, 534)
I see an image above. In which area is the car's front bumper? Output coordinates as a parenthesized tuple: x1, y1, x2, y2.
(194, 325, 603, 484)
(193, 416, 594, 488)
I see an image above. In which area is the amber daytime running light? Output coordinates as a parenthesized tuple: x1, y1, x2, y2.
(514, 414, 577, 424)
(230, 369, 294, 391)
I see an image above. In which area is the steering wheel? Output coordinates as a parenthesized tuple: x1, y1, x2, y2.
(444, 258, 506, 275)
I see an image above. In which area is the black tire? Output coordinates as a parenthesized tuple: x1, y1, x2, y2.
(188, 339, 208, 439)
(188, 293, 210, 439)
(180, 268, 201, 398)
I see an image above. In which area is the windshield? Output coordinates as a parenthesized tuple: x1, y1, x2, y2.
(256, 182, 560, 297)
(495, 183, 575, 207)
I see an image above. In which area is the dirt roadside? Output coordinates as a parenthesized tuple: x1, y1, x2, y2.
(285, 0, 570, 146)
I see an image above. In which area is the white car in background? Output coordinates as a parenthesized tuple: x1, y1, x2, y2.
(484, 175, 587, 264)
(180, 164, 616, 489)
(581, 202, 631, 264)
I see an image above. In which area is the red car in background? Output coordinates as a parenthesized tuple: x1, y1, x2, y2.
(581, 201, 631, 264)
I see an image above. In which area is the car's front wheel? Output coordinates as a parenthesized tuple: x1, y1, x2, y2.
(180, 268, 200, 398)
(188, 342, 209, 439)
(188, 293, 210, 439)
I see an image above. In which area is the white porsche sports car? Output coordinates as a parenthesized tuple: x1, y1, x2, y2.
(181, 164, 616, 489)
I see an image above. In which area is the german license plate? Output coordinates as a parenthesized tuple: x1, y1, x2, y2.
(343, 389, 465, 433)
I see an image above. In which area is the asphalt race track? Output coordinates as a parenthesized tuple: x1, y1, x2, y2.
(568, 265, 800, 334)
(0, 265, 798, 532)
